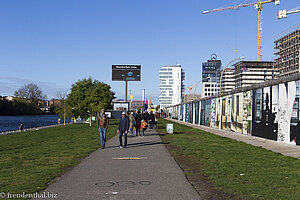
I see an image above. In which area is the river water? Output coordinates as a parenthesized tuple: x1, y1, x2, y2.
(0, 115, 71, 133)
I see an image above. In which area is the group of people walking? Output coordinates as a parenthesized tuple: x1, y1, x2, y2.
(96, 109, 159, 149)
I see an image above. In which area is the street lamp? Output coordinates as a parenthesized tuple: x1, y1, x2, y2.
(219, 56, 245, 93)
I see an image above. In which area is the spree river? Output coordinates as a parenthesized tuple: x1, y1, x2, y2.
(0, 115, 71, 133)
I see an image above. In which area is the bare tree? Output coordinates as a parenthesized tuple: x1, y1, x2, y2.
(56, 92, 71, 126)
(14, 83, 45, 101)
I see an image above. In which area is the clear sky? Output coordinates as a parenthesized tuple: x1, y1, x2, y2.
(0, 0, 299, 104)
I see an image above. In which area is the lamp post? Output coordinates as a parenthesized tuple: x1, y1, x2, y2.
(219, 56, 245, 93)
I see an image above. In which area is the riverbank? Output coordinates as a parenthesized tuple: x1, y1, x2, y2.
(0, 115, 72, 133)
(156, 118, 300, 200)
(0, 120, 119, 199)
(0, 123, 73, 135)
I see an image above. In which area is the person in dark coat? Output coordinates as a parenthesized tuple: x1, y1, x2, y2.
(149, 111, 155, 129)
(19, 123, 24, 132)
(117, 112, 130, 148)
(142, 111, 149, 123)
(135, 110, 142, 136)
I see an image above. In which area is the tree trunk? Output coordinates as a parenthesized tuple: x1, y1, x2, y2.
(90, 114, 92, 127)
(64, 106, 66, 126)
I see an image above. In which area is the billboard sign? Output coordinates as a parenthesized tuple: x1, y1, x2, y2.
(112, 65, 141, 81)
(113, 102, 129, 111)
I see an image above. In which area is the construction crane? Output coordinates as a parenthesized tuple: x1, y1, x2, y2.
(278, 6, 300, 19)
(186, 84, 196, 95)
(203, 0, 280, 61)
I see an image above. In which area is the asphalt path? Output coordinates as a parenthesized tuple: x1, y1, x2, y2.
(38, 129, 201, 200)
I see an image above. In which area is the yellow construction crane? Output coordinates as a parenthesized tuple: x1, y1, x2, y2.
(203, 0, 280, 61)
(186, 84, 195, 95)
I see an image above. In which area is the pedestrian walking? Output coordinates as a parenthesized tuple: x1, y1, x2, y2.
(149, 111, 155, 129)
(135, 110, 142, 136)
(154, 112, 159, 127)
(141, 118, 148, 136)
(142, 111, 149, 125)
(97, 108, 109, 149)
(129, 112, 135, 136)
(117, 112, 130, 148)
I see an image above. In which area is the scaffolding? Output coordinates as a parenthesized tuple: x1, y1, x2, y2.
(233, 61, 277, 88)
(274, 25, 300, 77)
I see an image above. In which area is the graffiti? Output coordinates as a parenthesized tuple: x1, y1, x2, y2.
(205, 100, 211, 126)
(242, 91, 252, 135)
(277, 82, 297, 143)
(194, 102, 200, 124)
(167, 80, 300, 146)
(210, 99, 215, 128)
(185, 104, 190, 122)
(221, 95, 232, 130)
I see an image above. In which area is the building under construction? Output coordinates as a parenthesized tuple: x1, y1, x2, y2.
(274, 25, 300, 77)
(233, 61, 277, 89)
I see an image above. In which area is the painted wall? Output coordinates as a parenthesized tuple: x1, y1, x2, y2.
(167, 80, 300, 146)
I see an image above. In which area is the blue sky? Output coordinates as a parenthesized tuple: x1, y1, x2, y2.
(0, 0, 299, 104)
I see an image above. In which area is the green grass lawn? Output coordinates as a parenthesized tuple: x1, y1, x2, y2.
(0, 119, 119, 198)
(157, 118, 300, 200)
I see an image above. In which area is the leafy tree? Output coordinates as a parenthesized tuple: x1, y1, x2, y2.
(0, 98, 40, 115)
(155, 105, 160, 111)
(67, 77, 115, 126)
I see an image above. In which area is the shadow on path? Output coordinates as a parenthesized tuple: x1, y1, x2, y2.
(128, 141, 166, 148)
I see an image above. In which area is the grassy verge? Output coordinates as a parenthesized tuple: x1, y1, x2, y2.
(0, 120, 119, 198)
(157, 118, 300, 200)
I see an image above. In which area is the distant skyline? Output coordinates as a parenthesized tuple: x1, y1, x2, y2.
(0, 0, 299, 104)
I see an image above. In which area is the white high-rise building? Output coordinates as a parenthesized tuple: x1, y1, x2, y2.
(159, 65, 185, 110)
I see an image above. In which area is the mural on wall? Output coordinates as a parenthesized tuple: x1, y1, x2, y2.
(215, 98, 221, 128)
(205, 100, 211, 126)
(210, 99, 216, 128)
(242, 91, 252, 135)
(185, 104, 190, 122)
(231, 93, 243, 133)
(180, 105, 184, 121)
(189, 103, 193, 123)
(200, 100, 205, 125)
(291, 80, 300, 145)
(167, 79, 300, 146)
(277, 81, 299, 144)
(194, 102, 200, 124)
(221, 95, 232, 130)
(252, 86, 278, 140)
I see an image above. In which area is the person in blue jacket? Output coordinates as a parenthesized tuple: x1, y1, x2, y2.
(117, 111, 130, 148)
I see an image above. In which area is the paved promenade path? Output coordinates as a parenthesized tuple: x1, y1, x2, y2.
(39, 129, 201, 200)
(166, 118, 300, 159)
